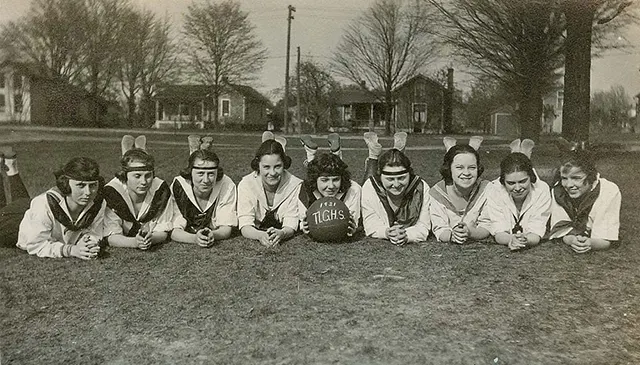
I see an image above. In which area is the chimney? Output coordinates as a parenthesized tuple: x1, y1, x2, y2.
(443, 68, 454, 133)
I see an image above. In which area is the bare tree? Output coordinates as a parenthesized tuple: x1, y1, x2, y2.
(118, 9, 180, 127)
(183, 0, 267, 128)
(0, 0, 88, 83)
(590, 84, 632, 133)
(332, 0, 439, 135)
(290, 60, 340, 133)
(429, 0, 565, 140)
(80, 0, 130, 125)
(561, 0, 638, 143)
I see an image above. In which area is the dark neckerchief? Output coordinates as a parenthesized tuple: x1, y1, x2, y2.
(46, 190, 103, 232)
(552, 181, 601, 236)
(257, 208, 283, 230)
(172, 181, 217, 234)
(369, 175, 424, 228)
(512, 213, 524, 234)
(103, 181, 171, 236)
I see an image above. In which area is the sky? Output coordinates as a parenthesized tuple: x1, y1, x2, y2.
(1, 0, 640, 100)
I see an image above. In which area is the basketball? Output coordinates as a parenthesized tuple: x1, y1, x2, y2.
(306, 196, 351, 242)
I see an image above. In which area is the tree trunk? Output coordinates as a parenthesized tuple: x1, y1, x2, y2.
(211, 87, 219, 129)
(384, 89, 393, 135)
(127, 84, 136, 127)
(562, 2, 595, 143)
(518, 87, 543, 142)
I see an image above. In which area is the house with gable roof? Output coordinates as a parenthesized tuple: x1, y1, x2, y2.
(153, 83, 272, 130)
(334, 73, 447, 132)
(0, 60, 118, 126)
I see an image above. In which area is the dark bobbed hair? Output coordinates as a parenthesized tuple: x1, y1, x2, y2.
(305, 152, 352, 194)
(54, 157, 104, 195)
(180, 149, 223, 182)
(250, 139, 292, 171)
(499, 152, 537, 185)
(554, 150, 598, 185)
(115, 148, 155, 182)
(377, 148, 414, 177)
(439, 144, 484, 185)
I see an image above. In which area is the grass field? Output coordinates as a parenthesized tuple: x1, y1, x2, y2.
(1, 129, 640, 364)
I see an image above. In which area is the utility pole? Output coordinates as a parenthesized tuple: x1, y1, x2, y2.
(283, 5, 295, 133)
(296, 46, 301, 134)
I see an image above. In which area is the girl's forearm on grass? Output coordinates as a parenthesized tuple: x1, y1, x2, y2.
(438, 230, 452, 243)
(107, 235, 138, 248)
(170, 229, 197, 244)
(280, 227, 295, 241)
(241, 226, 264, 240)
(150, 231, 167, 245)
(494, 232, 511, 246)
(589, 237, 611, 251)
(525, 233, 541, 246)
(469, 226, 490, 240)
(212, 226, 233, 241)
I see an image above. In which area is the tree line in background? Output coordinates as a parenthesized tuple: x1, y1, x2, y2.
(0, 0, 637, 142)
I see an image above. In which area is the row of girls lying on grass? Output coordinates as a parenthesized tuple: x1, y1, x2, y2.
(2, 132, 621, 259)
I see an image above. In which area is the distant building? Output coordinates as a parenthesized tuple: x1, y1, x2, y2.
(0, 61, 117, 126)
(153, 84, 272, 130)
(335, 88, 385, 132)
(393, 74, 446, 133)
(489, 88, 564, 135)
(334, 74, 446, 133)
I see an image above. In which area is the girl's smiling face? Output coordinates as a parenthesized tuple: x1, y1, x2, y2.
(259, 154, 284, 189)
(316, 175, 342, 197)
(380, 166, 410, 196)
(503, 171, 531, 201)
(450, 152, 478, 190)
(560, 166, 591, 199)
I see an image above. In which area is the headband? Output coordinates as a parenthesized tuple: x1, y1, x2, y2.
(191, 165, 218, 171)
(63, 174, 100, 182)
(123, 165, 154, 173)
(381, 169, 409, 176)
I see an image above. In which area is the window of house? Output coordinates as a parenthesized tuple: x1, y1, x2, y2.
(221, 99, 230, 117)
(14, 93, 22, 113)
(13, 74, 22, 90)
(557, 90, 564, 110)
(0, 75, 5, 89)
(415, 83, 426, 99)
(0, 93, 5, 112)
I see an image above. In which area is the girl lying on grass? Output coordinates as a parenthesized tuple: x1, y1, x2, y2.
(429, 137, 491, 244)
(361, 141, 431, 246)
(548, 150, 621, 253)
(103, 135, 173, 250)
(237, 134, 302, 247)
(480, 139, 551, 251)
(15, 156, 106, 259)
(169, 135, 237, 247)
(298, 134, 360, 237)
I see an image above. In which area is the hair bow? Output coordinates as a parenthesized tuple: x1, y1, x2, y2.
(188, 135, 215, 155)
(509, 138, 535, 159)
(121, 135, 146, 155)
(443, 136, 483, 152)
